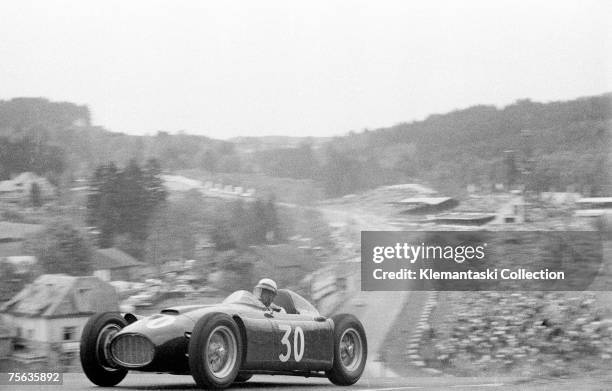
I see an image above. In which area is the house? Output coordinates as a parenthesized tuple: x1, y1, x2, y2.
(0, 274, 118, 365)
(92, 247, 145, 281)
(0, 172, 55, 204)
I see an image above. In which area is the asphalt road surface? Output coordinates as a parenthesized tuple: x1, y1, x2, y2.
(7, 373, 612, 391)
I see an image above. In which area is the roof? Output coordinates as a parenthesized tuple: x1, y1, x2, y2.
(384, 184, 437, 194)
(0, 241, 26, 257)
(430, 213, 496, 226)
(575, 210, 609, 217)
(1, 274, 118, 317)
(0, 319, 12, 338)
(0, 222, 44, 241)
(4, 256, 36, 274)
(394, 197, 454, 205)
(576, 197, 612, 204)
(93, 248, 144, 270)
(161, 174, 204, 192)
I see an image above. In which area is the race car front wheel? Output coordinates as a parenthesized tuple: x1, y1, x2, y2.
(189, 313, 243, 389)
(80, 312, 128, 387)
(326, 313, 367, 385)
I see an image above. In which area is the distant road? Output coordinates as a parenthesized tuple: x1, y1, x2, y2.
(315, 205, 410, 378)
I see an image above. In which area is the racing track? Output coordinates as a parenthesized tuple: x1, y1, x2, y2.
(316, 206, 411, 377)
(13, 372, 612, 391)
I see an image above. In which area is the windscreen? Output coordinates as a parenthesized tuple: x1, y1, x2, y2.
(288, 291, 319, 315)
(222, 290, 266, 308)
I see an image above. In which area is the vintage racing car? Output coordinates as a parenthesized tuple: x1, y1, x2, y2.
(80, 289, 367, 388)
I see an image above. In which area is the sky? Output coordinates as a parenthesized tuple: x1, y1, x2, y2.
(0, 0, 610, 139)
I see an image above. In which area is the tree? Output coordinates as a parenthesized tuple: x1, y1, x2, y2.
(143, 159, 167, 208)
(320, 147, 364, 197)
(264, 197, 280, 242)
(86, 160, 167, 253)
(25, 220, 93, 275)
(30, 182, 42, 207)
(144, 193, 200, 266)
(200, 149, 218, 173)
(210, 219, 236, 251)
(0, 136, 65, 180)
(86, 162, 120, 247)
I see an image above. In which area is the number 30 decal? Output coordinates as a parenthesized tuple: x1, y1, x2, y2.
(279, 324, 305, 362)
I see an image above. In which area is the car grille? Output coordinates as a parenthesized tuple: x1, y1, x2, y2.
(110, 334, 155, 367)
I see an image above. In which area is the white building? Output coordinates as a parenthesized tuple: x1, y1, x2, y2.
(0, 274, 118, 365)
(0, 172, 55, 204)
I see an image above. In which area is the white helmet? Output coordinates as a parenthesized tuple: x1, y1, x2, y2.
(255, 278, 277, 294)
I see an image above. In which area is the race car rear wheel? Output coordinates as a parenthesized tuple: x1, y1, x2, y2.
(326, 314, 367, 385)
(80, 312, 128, 387)
(189, 313, 243, 389)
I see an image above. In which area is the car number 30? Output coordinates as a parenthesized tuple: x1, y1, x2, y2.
(278, 324, 305, 362)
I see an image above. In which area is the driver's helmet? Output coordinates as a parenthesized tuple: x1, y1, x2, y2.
(255, 278, 277, 294)
(253, 278, 277, 307)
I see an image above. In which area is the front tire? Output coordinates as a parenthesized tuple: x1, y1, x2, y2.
(80, 312, 128, 387)
(326, 314, 367, 385)
(189, 313, 242, 389)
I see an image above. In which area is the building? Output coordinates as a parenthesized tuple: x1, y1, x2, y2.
(92, 247, 145, 281)
(575, 197, 612, 218)
(0, 319, 13, 360)
(0, 274, 118, 365)
(540, 192, 581, 206)
(0, 221, 44, 243)
(2, 256, 37, 275)
(0, 172, 55, 204)
(430, 212, 497, 226)
(390, 196, 459, 215)
(495, 194, 526, 224)
(0, 222, 44, 300)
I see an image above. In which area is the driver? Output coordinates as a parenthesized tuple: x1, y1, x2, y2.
(253, 278, 284, 312)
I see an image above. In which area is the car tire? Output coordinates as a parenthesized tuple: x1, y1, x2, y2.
(234, 373, 253, 383)
(189, 313, 243, 389)
(80, 312, 128, 387)
(326, 313, 367, 386)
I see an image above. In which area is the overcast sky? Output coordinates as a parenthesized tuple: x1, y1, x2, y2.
(0, 0, 610, 139)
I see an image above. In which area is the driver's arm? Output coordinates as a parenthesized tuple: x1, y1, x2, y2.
(270, 303, 286, 313)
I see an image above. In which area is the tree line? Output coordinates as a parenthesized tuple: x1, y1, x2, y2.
(251, 94, 612, 196)
(1, 94, 609, 200)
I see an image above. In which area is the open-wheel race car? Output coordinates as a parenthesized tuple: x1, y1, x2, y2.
(80, 289, 367, 388)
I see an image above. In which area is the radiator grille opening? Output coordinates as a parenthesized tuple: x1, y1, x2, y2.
(110, 334, 155, 367)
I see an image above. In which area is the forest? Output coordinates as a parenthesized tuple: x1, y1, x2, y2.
(0, 93, 610, 197)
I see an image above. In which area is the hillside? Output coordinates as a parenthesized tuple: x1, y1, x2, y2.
(0, 94, 609, 198)
(253, 94, 611, 196)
